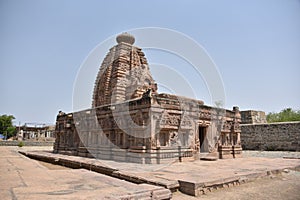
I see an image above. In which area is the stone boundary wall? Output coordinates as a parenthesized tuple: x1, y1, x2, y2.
(0, 141, 54, 146)
(241, 121, 300, 151)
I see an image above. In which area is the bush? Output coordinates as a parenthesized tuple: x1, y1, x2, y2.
(18, 141, 24, 147)
(267, 108, 300, 123)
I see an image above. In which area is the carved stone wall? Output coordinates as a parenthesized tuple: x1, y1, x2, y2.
(54, 93, 242, 162)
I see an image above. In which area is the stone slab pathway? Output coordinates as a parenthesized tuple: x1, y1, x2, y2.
(0, 146, 171, 200)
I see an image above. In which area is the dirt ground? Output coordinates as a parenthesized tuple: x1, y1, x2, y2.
(173, 170, 300, 200)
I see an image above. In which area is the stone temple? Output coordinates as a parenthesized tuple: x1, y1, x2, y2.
(54, 33, 242, 163)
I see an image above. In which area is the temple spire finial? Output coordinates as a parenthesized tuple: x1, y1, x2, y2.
(116, 32, 135, 45)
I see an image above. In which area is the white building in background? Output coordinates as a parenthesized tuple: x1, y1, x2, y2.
(16, 123, 55, 141)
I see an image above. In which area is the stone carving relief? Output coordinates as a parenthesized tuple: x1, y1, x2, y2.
(233, 121, 241, 131)
(188, 131, 194, 148)
(169, 131, 179, 146)
(130, 50, 142, 68)
(222, 121, 232, 132)
(159, 111, 180, 128)
(195, 138, 200, 151)
(180, 115, 193, 129)
(200, 110, 211, 119)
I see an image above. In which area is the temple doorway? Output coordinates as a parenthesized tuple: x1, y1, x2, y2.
(199, 126, 208, 152)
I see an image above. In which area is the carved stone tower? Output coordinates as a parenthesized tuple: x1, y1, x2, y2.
(92, 33, 157, 107)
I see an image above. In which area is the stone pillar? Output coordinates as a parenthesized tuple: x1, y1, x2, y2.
(232, 106, 242, 158)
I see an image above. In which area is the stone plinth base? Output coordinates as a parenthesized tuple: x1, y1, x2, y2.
(218, 145, 242, 159)
(56, 146, 194, 164)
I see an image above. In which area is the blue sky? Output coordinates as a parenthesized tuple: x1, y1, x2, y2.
(1, 0, 299, 124)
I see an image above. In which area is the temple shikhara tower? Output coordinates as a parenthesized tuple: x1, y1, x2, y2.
(54, 33, 242, 163)
(92, 33, 157, 107)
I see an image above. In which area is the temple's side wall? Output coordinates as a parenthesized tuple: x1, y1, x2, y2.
(241, 121, 300, 151)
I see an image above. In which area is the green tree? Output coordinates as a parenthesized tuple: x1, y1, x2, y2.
(266, 108, 300, 123)
(0, 115, 16, 139)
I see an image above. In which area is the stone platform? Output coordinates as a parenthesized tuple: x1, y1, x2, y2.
(0, 147, 171, 200)
(18, 148, 300, 197)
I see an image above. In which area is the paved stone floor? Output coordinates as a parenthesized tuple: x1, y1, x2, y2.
(0, 146, 171, 200)
(1, 146, 300, 199)
(172, 170, 300, 200)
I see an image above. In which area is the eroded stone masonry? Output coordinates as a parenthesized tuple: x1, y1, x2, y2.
(240, 111, 300, 151)
(54, 33, 242, 163)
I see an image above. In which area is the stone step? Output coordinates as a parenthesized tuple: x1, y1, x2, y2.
(200, 156, 218, 161)
(199, 152, 218, 161)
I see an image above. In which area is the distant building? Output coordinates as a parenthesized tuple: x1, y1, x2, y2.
(16, 123, 55, 141)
